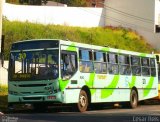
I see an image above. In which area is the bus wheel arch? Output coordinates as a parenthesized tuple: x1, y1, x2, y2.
(130, 87, 139, 109)
(77, 86, 91, 112)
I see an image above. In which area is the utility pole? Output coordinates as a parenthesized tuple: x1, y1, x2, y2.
(0, 0, 3, 52)
(0, 0, 4, 67)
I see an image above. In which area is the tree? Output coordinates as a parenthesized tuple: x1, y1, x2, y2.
(67, 0, 87, 7)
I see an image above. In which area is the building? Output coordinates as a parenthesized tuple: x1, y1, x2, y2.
(86, 0, 104, 7)
(105, 0, 160, 50)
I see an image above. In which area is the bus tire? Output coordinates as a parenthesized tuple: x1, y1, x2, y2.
(77, 90, 88, 112)
(130, 89, 138, 109)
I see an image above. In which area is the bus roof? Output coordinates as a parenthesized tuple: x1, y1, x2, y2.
(12, 39, 155, 58)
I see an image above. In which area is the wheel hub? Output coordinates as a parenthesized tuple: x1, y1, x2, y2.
(80, 95, 86, 107)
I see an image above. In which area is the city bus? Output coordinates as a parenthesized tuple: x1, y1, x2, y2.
(154, 54, 160, 99)
(7, 39, 158, 112)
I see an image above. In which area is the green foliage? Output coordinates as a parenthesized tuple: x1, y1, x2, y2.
(52, 0, 88, 6)
(2, 19, 155, 59)
(0, 85, 8, 111)
(0, 85, 8, 96)
(6, 0, 19, 4)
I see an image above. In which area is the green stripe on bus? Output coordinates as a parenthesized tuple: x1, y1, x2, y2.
(143, 77, 154, 97)
(101, 75, 119, 99)
(59, 79, 69, 91)
(129, 76, 136, 88)
(66, 43, 76, 51)
(85, 73, 96, 95)
(139, 53, 147, 57)
(101, 47, 109, 52)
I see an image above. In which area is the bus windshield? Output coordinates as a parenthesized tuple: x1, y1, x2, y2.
(9, 50, 59, 81)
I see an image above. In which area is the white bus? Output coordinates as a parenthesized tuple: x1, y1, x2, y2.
(8, 39, 158, 112)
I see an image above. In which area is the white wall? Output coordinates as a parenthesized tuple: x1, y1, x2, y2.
(0, 61, 8, 86)
(3, 3, 105, 27)
(105, 0, 160, 50)
(155, 0, 160, 25)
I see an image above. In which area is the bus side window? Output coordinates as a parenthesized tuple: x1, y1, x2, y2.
(79, 49, 94, 73)
(107, 53, 119, 74)
(131, 56, 141, 76)
(61, 52, 77, 80)
(141, 57, 150, 76)
(93, 51, 107, 73)
(119, 54, 131, 75)
(150, 58, 156, 77)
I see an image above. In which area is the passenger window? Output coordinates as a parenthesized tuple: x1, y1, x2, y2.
(131, 56, 140, 65)
(142, 67, 150, 76)
(108, 64, 119, 74)
(131, 56, 141, 76)
(119, 65, 131, 75)
(107, 53, 118, 74)
(141, 57, 150, 76)
(93, 51, 107, 73)
(132, 66, 141, 76)
(79, 49, 92, 61)
(79, 49, 93, 73)
(107, 53, 118, 63)
(94, 52, 104, 62)
(150, 58, 156, 77)
(150, 59, 155, 67)
(119, 54, 131, 75)
(141, 58, 149, 66)
(119, 55, 130, 64)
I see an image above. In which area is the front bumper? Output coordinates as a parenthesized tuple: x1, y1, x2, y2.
(8, 92, 63, 103)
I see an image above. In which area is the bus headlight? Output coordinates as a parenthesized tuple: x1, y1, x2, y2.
(45, 86, 54, 94)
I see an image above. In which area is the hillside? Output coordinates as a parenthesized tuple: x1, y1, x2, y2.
(2, 19, 155, 59)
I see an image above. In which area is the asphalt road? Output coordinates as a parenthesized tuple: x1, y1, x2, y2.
(0, 102, 160, 122)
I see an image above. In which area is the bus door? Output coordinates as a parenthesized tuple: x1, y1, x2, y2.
(60, 48, 79, 103)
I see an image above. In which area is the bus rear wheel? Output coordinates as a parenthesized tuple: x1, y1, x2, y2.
(130, 89, 138, 108)
(77, 90, 88, 112)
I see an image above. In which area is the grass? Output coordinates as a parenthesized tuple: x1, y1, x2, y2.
(0, 85, 8, 111)
(2, 18, 156, 60)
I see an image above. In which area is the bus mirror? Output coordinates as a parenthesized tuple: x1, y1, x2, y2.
(156, 55, 159, 63)
(0, 53, 4, 67)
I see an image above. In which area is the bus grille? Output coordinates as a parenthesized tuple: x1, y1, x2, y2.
(19, 84, 47, 87)
(21, 92, 45, 95)
(23, 97, 43, 100)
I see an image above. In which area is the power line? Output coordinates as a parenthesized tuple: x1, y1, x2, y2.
(97, 1, 154, 23)
(78, 8, 153, 32)
(103, 4, 154, 24)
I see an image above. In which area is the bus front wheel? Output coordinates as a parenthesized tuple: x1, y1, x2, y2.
(77, 90, 88, 112)
(130, 89, 138, 109)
